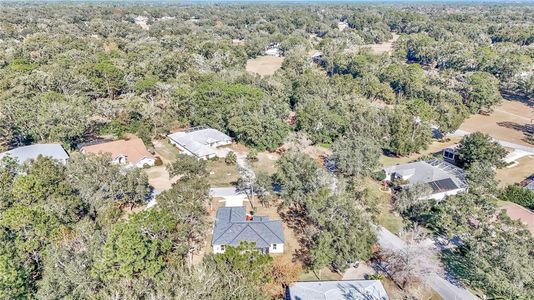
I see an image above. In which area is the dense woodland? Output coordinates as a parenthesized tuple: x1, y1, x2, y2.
(0, 2, 533, 299)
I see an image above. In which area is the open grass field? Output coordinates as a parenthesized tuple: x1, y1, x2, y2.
(245, 55, 284, 76)
(345, 33, 400, 55)
(496, 155, 534, 187)
(459, 100, 534, 147)
(380, 137, 461, 167)
(206, 159, 240, 187)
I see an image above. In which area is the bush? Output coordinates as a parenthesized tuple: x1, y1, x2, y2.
(500, 185, 534, 209)
(225, 151, 237, 165)
(154, 156, 163, 166)
(247, 149, 258, 161)
(372, 170, 386, 181)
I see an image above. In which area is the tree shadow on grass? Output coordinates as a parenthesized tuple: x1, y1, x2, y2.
(497, 121, 534, 144)
(440, 249, 476, 289)
(278, 207, 315, 268)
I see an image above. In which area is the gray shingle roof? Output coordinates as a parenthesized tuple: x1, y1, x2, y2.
(384, 160, 466, 192)
(0, 144, 69, 163)
(212, 206, 284, 248)
(167, 127, 232, 158)
(286, 280, 389, 300)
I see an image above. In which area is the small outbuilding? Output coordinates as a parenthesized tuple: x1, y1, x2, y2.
(0, 144, 69, 164)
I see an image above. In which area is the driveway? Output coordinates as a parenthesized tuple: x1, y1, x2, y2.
(377, 227, 480, 300)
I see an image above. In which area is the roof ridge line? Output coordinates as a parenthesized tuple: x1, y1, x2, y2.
(247, 223, 271, 247)
(259, 220, 284, 243)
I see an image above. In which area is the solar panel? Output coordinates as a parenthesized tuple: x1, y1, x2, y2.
(428, 178, 459, 193)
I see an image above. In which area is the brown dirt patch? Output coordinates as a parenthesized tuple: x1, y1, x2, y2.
(145, 166, 178, 190)
(252, 151, 280, 175)
(459, 100, 534, 147)
(246, 56, 284, 76)
(500, 202, 534, 236)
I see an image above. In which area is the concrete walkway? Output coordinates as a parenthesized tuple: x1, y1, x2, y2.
(377, 226, 480, 300)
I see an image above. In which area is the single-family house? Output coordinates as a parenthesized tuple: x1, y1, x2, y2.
(212, 206, 284, 254)
(265, 43, 282, 57)
(384, 160, 467, 200)
(167, 126, 232, 160)
(81, 137, 155, 168)
(337, 21, 349, 31)
(286, 280, 389, 300)
(0, 144, 69, 164)
(311, 51, 324, 64)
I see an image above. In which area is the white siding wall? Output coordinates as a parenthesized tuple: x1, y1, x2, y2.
(425, 188, 467, 201)
(269, 243, 284, 254)
(213, 244, 225, 254)
(136, 157, 156, 168)
(213, 243, 284, 254)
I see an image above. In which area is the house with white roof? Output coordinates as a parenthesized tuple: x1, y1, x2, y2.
(167, 126, 232, 160)
(0, 144, 69, 164)
(384, 160, 467, 200)
(212, 206, 284, 254)
(265, 43, 282, 57)
(286, 280, 389, 300)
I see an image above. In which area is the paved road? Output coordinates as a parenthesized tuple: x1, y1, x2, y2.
(451, 129, 534, 153)
(377, 227, 480, 300)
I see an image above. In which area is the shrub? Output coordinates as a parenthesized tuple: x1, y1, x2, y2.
(154, 156, 163, 166)
(247, 149, 258, 161)
(500, 185, 534, 209)
(225, 151, 237, 165)
(372, 170, 386, 181)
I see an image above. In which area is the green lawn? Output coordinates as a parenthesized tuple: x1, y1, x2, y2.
(366, 179, 404, 234)
(207, 160, 240, 187)
(153, 139, 181, 162)
(299, 268, 342, 281)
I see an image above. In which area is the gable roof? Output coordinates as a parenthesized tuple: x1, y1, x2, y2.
(81, 138, 153, 165)
(168, 127, 232, 158)
(286, 280, 389, 300)
(212, 206, 284, 248)
(0, 144, 69, 163)
(384, 160, 466, 193)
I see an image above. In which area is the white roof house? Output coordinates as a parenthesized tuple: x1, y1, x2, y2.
(286, 280, 389, 300)
(265, 43, 282, 57)
(167, 127, 232, 159)
(384, 160, 467, 200)
(0, 144, 69, 164)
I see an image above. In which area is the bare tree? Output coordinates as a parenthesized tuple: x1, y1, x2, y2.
(381, 227, 442, 290)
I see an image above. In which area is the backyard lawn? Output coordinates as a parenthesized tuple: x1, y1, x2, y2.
(207, 159, 240, 187)
(366, 179, 404, 234)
